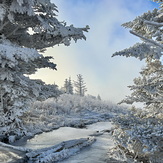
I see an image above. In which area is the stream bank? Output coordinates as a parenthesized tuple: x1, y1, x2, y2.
(0, 121, 124, 163)
(24, 121, 116, 162)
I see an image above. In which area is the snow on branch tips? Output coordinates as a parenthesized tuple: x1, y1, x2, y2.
(112, 1, 163, 162)
(144, 20, 163, 27)
(112, 43, 162, 60)
(130, 30, 163, 50)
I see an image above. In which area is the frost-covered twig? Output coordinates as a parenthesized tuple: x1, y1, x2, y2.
(144, 20, 163, 27)
(130, 30, 163, 49)
(0, 21, 9, 31)
(0, 142, 31, 152)
(6, 26, 19, 38)
(26, 137, 96, 162)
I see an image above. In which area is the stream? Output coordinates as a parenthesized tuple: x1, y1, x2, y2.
(24, 121, 115, 162)
(60, 131, 114, 163)
(0, 121, 118, 162)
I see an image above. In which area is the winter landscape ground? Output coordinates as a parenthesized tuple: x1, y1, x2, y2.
(0, 0, 163, 163)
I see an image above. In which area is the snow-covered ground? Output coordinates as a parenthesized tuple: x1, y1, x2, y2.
(61, 122, 115, 163)
(23, 127, 93, 150)
(22, 121, 113, 150)
(0, 145, 27, 163)
(0, 121, 121, 163)
(21, 95, 127, 138)
(0, 95, 128, 163)
(24, 121, 116, 163)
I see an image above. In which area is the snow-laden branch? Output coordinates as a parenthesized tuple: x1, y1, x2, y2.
(6, 26, 19, 38)
(144, 20, 163, 27)
(0, 21, 9, 31)
(26, 137, 96, 162)
(130, 30, 163, 49)
(0, 142, 31, 152)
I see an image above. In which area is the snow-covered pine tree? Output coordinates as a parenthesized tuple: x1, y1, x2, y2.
(74, 74, 87, 96)
(97, 94, 101, 101)
(63, 77, 73, 94)
(112, 1, 163, 162)
(68, 77, 74, 95)
(112, 0, 163, 112)
(0, 0, 89, 138)
(119, 58, 163, 112)
(34, 80, 62, 101)
(63, 78, 69, 93)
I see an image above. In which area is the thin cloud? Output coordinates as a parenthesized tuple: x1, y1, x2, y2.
(31, 0, 157, 103)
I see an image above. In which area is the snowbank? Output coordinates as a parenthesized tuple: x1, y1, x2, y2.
(26, 137, 96, 162)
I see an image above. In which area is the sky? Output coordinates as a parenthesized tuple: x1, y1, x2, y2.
(30, 0, 158, 103)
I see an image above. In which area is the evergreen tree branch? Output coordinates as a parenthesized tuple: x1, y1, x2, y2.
(144, 20, 163, 27)
(130, 30, 163, 49)
(0, 21, 9, 31)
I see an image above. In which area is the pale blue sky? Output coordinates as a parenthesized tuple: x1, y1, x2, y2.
(30, 0, 158, 103)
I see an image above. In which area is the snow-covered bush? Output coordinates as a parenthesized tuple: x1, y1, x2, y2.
(112, 109, 163, 163)
(22, 94, 127, 135)
(48, 94, 126, 114)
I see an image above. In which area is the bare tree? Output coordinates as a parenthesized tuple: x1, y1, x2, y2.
(74, 74, 87, 96)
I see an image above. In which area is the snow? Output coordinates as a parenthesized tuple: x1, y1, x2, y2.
(8, 136, 16, 143)
(0, 88, 130, 163)
(1, 123, 108, 163)
(86, 121, 113, 131)
(22, 94, 126, 138)
(0, 146, 24, 163)
(12, 121, 114, 163)
(0, 0, 162, 163)
(0, 142, 30, 152)
(23, 127, 93, 150)
(0, 40, 40, 67)
(26, 137, 95, 163)
(60, 122, 115, 163)
(0, 94, 126, 163)
(0, 4, 6, 21)
(0, 142, 30, 163)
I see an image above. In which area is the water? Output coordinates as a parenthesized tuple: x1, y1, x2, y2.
(0, 121, 115, 163)
(24, 121, 115, 162)
(60, 122, 114, 163)
(61, 133, 114, 163)
(24, 127, 93, 150)
(24, 121, 113, 150)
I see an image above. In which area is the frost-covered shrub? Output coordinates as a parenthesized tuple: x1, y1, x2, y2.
(22, 94, 127, 135)
(112, 109, 163, 162)
(53, 94, 126, 114)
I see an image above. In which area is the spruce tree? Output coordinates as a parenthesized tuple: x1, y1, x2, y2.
(112, 0, 163, 112)
(0, 0, 89, 137)
(63, 77, 73, 94)
(68, 77, 73, 95)
(74, 74, 87, 96)
(63, 78, 69, 94)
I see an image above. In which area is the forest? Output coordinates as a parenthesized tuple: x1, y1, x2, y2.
(0, 0, 162, 163)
